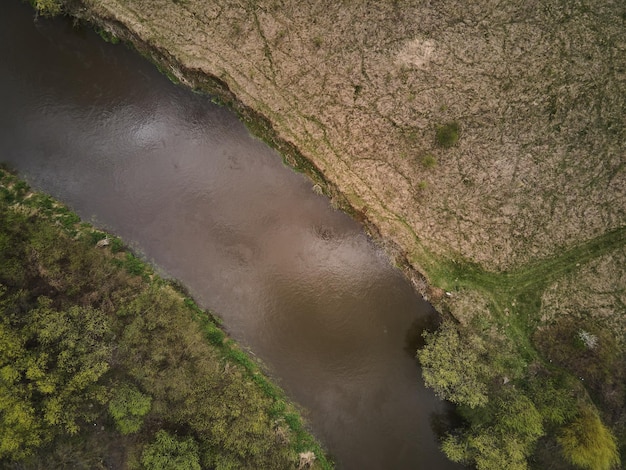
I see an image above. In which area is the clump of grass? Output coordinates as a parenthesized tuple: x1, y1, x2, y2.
(436, 121, 460, 148)
(421, 154, 437, 168)
(59, 212, 80, 230)
(116, 252, 146, 277)
(110, 237, 124, 253)
(88, 230, 107, 245)
(95, 27, 120, 45)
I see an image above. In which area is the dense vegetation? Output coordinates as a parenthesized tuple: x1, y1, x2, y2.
(417, 248, 625, 470)
(0, 168, 330, 469)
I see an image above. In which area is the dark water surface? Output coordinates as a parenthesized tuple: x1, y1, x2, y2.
(0, 2, 461, 468)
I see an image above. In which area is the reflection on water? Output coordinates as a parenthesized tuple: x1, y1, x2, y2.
(0, 2, 462, 468)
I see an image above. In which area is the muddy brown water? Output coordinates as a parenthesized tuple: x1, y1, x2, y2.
(1, 2, 462, 469)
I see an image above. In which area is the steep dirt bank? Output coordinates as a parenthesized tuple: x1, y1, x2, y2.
(64, 0, 625, 274)
(62, 0, 626, 333)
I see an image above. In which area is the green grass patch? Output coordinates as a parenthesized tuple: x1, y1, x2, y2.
(435, 121, 460, 148)
(95, 27, 120, 44)
(421, 154, 437, 168)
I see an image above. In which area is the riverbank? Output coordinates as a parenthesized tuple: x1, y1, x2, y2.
(31, 1, 626, 468)
(0, 167, 331, 468)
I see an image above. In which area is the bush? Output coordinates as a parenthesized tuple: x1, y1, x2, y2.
(141, 430, 201, 470)
(418, 321, 494, 408)
(421, 154, 437, 168)
(558, 406, 620, 470)
(436, 122, 460, 148)
(108, 384, 152, 435)
(122, 253, 145, 276)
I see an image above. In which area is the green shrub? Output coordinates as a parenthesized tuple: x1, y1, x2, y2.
(422, 154, 437, 168)
(141, 430, 201, 470)
(440, 391, 545, 470)
(95, 28, 120, 45)
(32, 0, 61, 16)
(436, 121, 460, 148)
(418, 321, 493, 408)
(108, 384, 152, 435)
(59, 212, 80, 230)
(110, 237, 124, 253)
(122, 253, 145, 276)
(558, 406, 620, 470)
(205, 325, 225, 346)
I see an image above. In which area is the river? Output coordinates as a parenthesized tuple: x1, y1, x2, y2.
(0, 2, 461, 468)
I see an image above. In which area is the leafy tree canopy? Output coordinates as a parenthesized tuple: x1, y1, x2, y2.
(142, 430, 201, 470)
(418, 321, 495, 408)
(558, 406, 620, 470)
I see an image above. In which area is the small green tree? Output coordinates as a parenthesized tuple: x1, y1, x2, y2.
(108, 384, 152, 435)
(558, 406, 620, 470)
(0, 294, 112, 459)
(141, 430, 201, 470)
(441, 390, 544, 470)
(418, 321, 494, 408)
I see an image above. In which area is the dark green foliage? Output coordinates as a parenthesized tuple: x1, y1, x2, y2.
(110, 237, 124, 253)
(436, 121, 460, 148)
(534, 320, 626, 417)
(95, 27, 120, 45)
(87, 230, 108, 245)
(205, 324, 226, 345)
(58, 211, 80, 230)
(121, 252, 146, 276)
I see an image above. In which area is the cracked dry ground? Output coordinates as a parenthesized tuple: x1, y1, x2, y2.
(80, 0, 625, 304)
